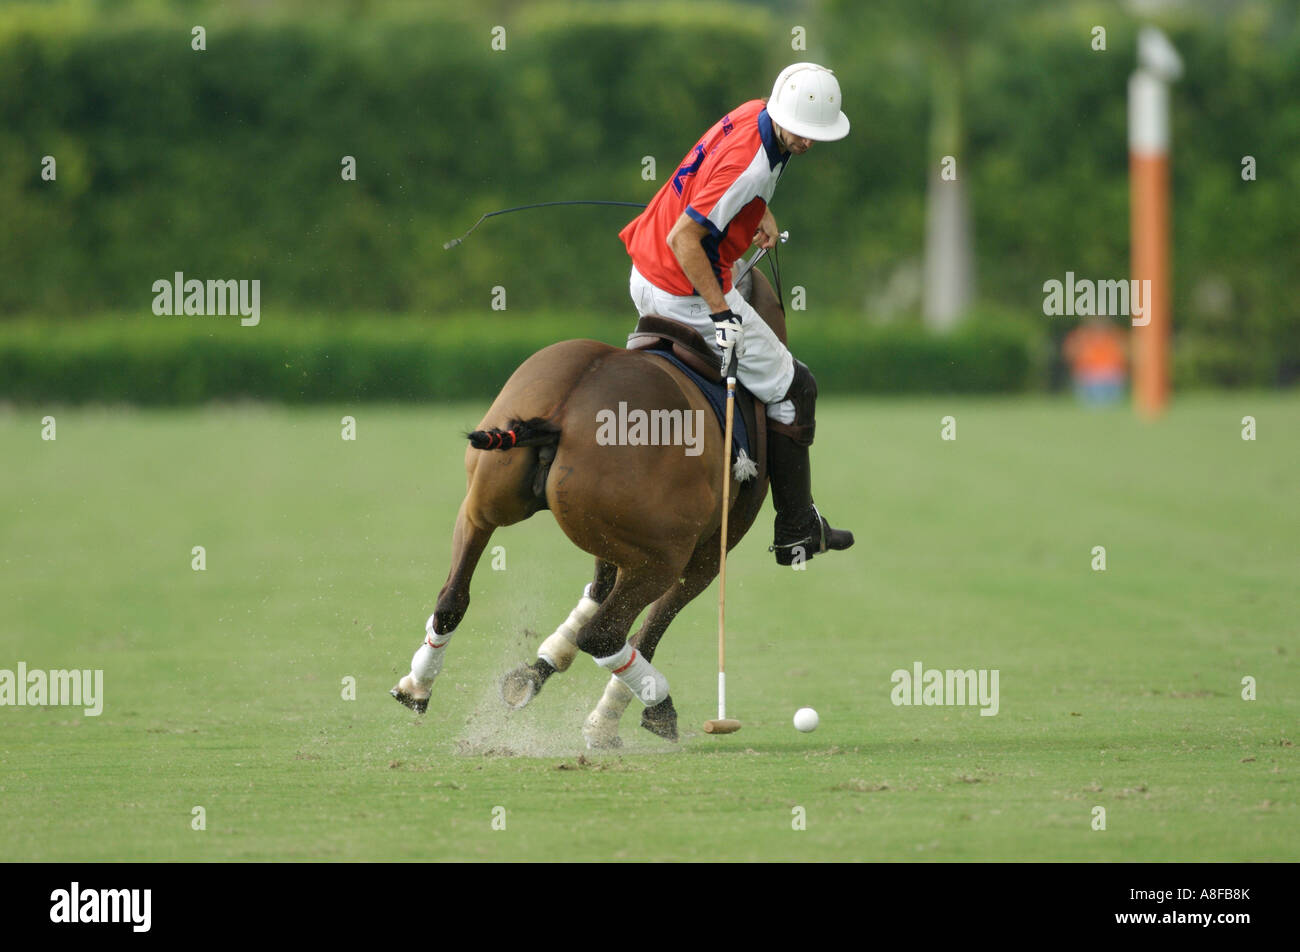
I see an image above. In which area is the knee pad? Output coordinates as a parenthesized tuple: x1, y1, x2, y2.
(769, 360, 817, 446)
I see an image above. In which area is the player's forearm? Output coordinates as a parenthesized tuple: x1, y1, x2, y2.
(668, 232, 729, 314)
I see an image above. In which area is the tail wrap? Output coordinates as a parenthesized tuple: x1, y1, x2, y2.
(468, 417, 559, 451)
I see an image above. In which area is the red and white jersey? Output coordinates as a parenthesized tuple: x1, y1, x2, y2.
(620, 100, 789, 297)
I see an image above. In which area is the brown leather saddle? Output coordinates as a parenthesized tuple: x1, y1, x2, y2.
(626, 315, 766, 480)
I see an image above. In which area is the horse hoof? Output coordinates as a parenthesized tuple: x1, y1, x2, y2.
(500, 659, 555, 711)
(391, 685, 429, 715)
(583, 711, 624, 749)
(640, 694, 678, 742)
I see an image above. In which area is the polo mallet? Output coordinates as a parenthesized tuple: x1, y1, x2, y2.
(704, 343, 743, 735)
(703, 230, 787, 736)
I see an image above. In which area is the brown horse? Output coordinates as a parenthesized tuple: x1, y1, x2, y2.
(391, 266, 787, 747)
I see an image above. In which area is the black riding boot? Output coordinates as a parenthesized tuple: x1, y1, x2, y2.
(768, 431, 854, 565)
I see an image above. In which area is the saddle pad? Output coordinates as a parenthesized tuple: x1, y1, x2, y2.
(648, 349, 752, 465)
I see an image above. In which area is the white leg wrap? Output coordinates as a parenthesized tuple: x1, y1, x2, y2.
(595, 676, 634, 719)
(594, 644, 668, 707)
(538, 583, 599, 672)
(410, 613, 452, 688)
(583, 676, 634, 745)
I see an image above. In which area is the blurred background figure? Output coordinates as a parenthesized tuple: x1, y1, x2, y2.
(1064, 317, 1128, 406)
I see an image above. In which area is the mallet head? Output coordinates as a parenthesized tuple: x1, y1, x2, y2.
(703, 718, 742, 734)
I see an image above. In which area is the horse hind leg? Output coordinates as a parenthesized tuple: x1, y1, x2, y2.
(501, 558, 616, 710)
(391, 498, 493, 713)
(569, 561, 686, 745)
(583, 559, 716, 749)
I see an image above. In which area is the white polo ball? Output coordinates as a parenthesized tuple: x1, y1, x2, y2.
(793, 707, 819, 732)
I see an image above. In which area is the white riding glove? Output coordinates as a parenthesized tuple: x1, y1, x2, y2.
(711, 310, 744, 378)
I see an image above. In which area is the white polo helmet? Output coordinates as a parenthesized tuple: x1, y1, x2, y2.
(767, 63, 850, 141)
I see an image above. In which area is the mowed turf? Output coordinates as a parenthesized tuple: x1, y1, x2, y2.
(1, 394, 1296, 862)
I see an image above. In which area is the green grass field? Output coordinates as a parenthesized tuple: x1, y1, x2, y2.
(1, 394, 1296, 861)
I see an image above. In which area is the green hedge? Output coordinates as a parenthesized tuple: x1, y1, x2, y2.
(795, 319, 1038, 395)
(0, 3, 777, 317)
(1, 1, 1297, 386)
(0, 313, 1040, 405)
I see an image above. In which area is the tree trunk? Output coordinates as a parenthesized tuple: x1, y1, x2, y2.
(922, 39, 974, 332)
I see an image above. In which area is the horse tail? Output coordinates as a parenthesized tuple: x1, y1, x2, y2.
(467, 417, 560, 451)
